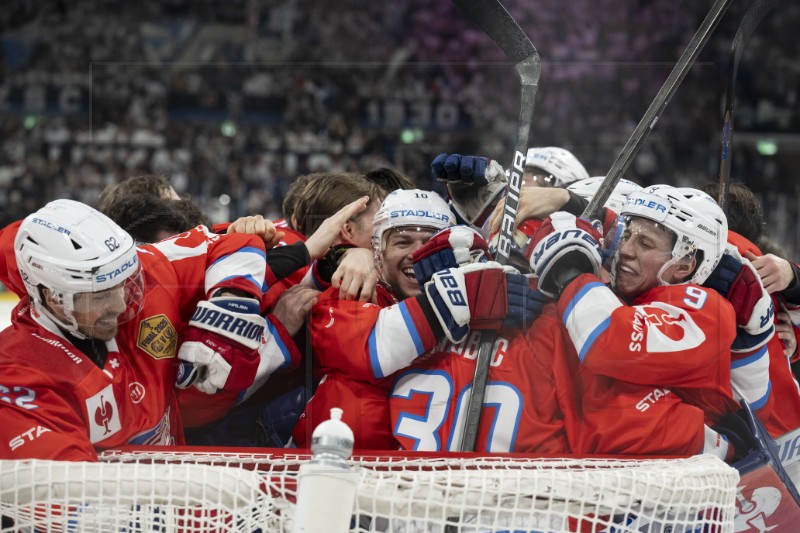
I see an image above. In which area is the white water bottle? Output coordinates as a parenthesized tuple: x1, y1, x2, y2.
(292, 408, 358, 533)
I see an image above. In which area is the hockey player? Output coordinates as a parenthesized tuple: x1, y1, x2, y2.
(389, 289, 574, 453)
(396, 209, 733, 457)
(529, 186, 747, 458)
(0, 200, 272, 460)
(293, 189, 539, 449)
(522, 146, 590, 189)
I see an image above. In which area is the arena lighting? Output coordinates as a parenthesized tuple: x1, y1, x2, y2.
(220, 120, 237, 137)
(400, 128, 424, 144)
(756, 139, 778, 156)
(400, 128, 415, 144)
(23, 115, 38, 129)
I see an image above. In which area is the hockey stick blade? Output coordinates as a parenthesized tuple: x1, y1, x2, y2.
(582, 0, 734, 219)
(450, 0, 540, 452)
(717, 0, 779, 214)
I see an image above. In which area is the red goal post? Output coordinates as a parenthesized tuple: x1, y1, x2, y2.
(1, 447, 739, 532)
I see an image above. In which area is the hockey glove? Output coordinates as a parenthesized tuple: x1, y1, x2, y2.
(703, 245, 774, 336)
(528, 211, 603, 299)
(177, 296, 266, 394)
(503, 274, 545, 330)
(412, 225, 490, 285)
(432, 152, 508, 226)
(424, 262, 511, 343)
(432, 152, 493, 186)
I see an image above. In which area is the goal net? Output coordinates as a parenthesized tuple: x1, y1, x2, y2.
(1, 449, 739, 532)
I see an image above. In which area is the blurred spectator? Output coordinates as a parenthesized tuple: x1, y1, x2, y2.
(1, 0, 798, 255)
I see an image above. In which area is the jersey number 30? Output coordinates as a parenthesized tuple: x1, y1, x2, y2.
(391, 370, 522, 452)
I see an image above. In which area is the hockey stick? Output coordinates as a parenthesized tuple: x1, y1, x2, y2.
(449, 0, 540, 451)
(717, 0, 779, 215)
(582, 0, 734, 218)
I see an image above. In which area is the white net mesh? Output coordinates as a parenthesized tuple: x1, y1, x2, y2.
(1, 450, 739, 532)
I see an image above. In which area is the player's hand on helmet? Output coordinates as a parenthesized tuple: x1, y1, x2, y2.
(412, 225, 490, 285)
(704, 244, 774, 336)
(528, 212, 603, 299)
(177, 296, 266, 394)
(421, 262, 519, 343)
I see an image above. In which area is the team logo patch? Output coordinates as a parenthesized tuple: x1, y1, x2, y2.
(137, 314, 178, 360)
(86, 385, 121, 444)
(129, 382, 146, 404)
(637, 303, 705, 353)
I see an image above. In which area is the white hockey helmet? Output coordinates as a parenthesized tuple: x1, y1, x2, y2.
(607, 185, 727, 286)
(372, 189, 455, 275)
(567, 176, 642, 214)
(15, 199, 144, 338)
(524, 147, 590, 188)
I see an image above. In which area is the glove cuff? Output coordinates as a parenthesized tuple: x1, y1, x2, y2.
(188, 297, 266, 350)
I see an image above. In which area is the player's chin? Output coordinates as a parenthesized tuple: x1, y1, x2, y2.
(90, 322, 120, 341)
(399, 277, 422, 299)
(612, 278, 640, 301)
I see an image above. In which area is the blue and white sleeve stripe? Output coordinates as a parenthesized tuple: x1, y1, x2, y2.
(369, 302, 426, 379)
(206, 246, 268, 295)
(731, 344, 771, 410)
(562, 282, 622, 362)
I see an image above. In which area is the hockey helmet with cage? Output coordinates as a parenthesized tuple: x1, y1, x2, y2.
(372, 189, 455, 275)
(567, 176, 642, 214)
(524, 147, 590, 188)
(15, 199, 144, 338)
(605, 185, 727, 286)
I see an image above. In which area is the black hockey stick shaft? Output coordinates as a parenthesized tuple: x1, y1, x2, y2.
(717, 0, 779, 215)
(582, 0, 734, 218)
(450, 0, 540, 452)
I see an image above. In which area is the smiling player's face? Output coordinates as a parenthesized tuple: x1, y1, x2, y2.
(381, 227, 436, 299)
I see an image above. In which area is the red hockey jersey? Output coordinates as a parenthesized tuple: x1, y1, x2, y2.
(0, 226, 268, 460)
(293, 284, 439, 450)
(389, 305, 581, 453)
(559, 274, 740, 423)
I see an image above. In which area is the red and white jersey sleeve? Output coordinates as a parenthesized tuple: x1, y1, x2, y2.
(558, 274, 738, 419)
(310, 287, 440, 382)
(145, 226, 267, 303)
(390, 307, 580, 454)
(293, 287, 440, 451)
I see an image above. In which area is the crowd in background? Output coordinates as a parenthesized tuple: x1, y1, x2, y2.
(1, 0, 799, 255)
